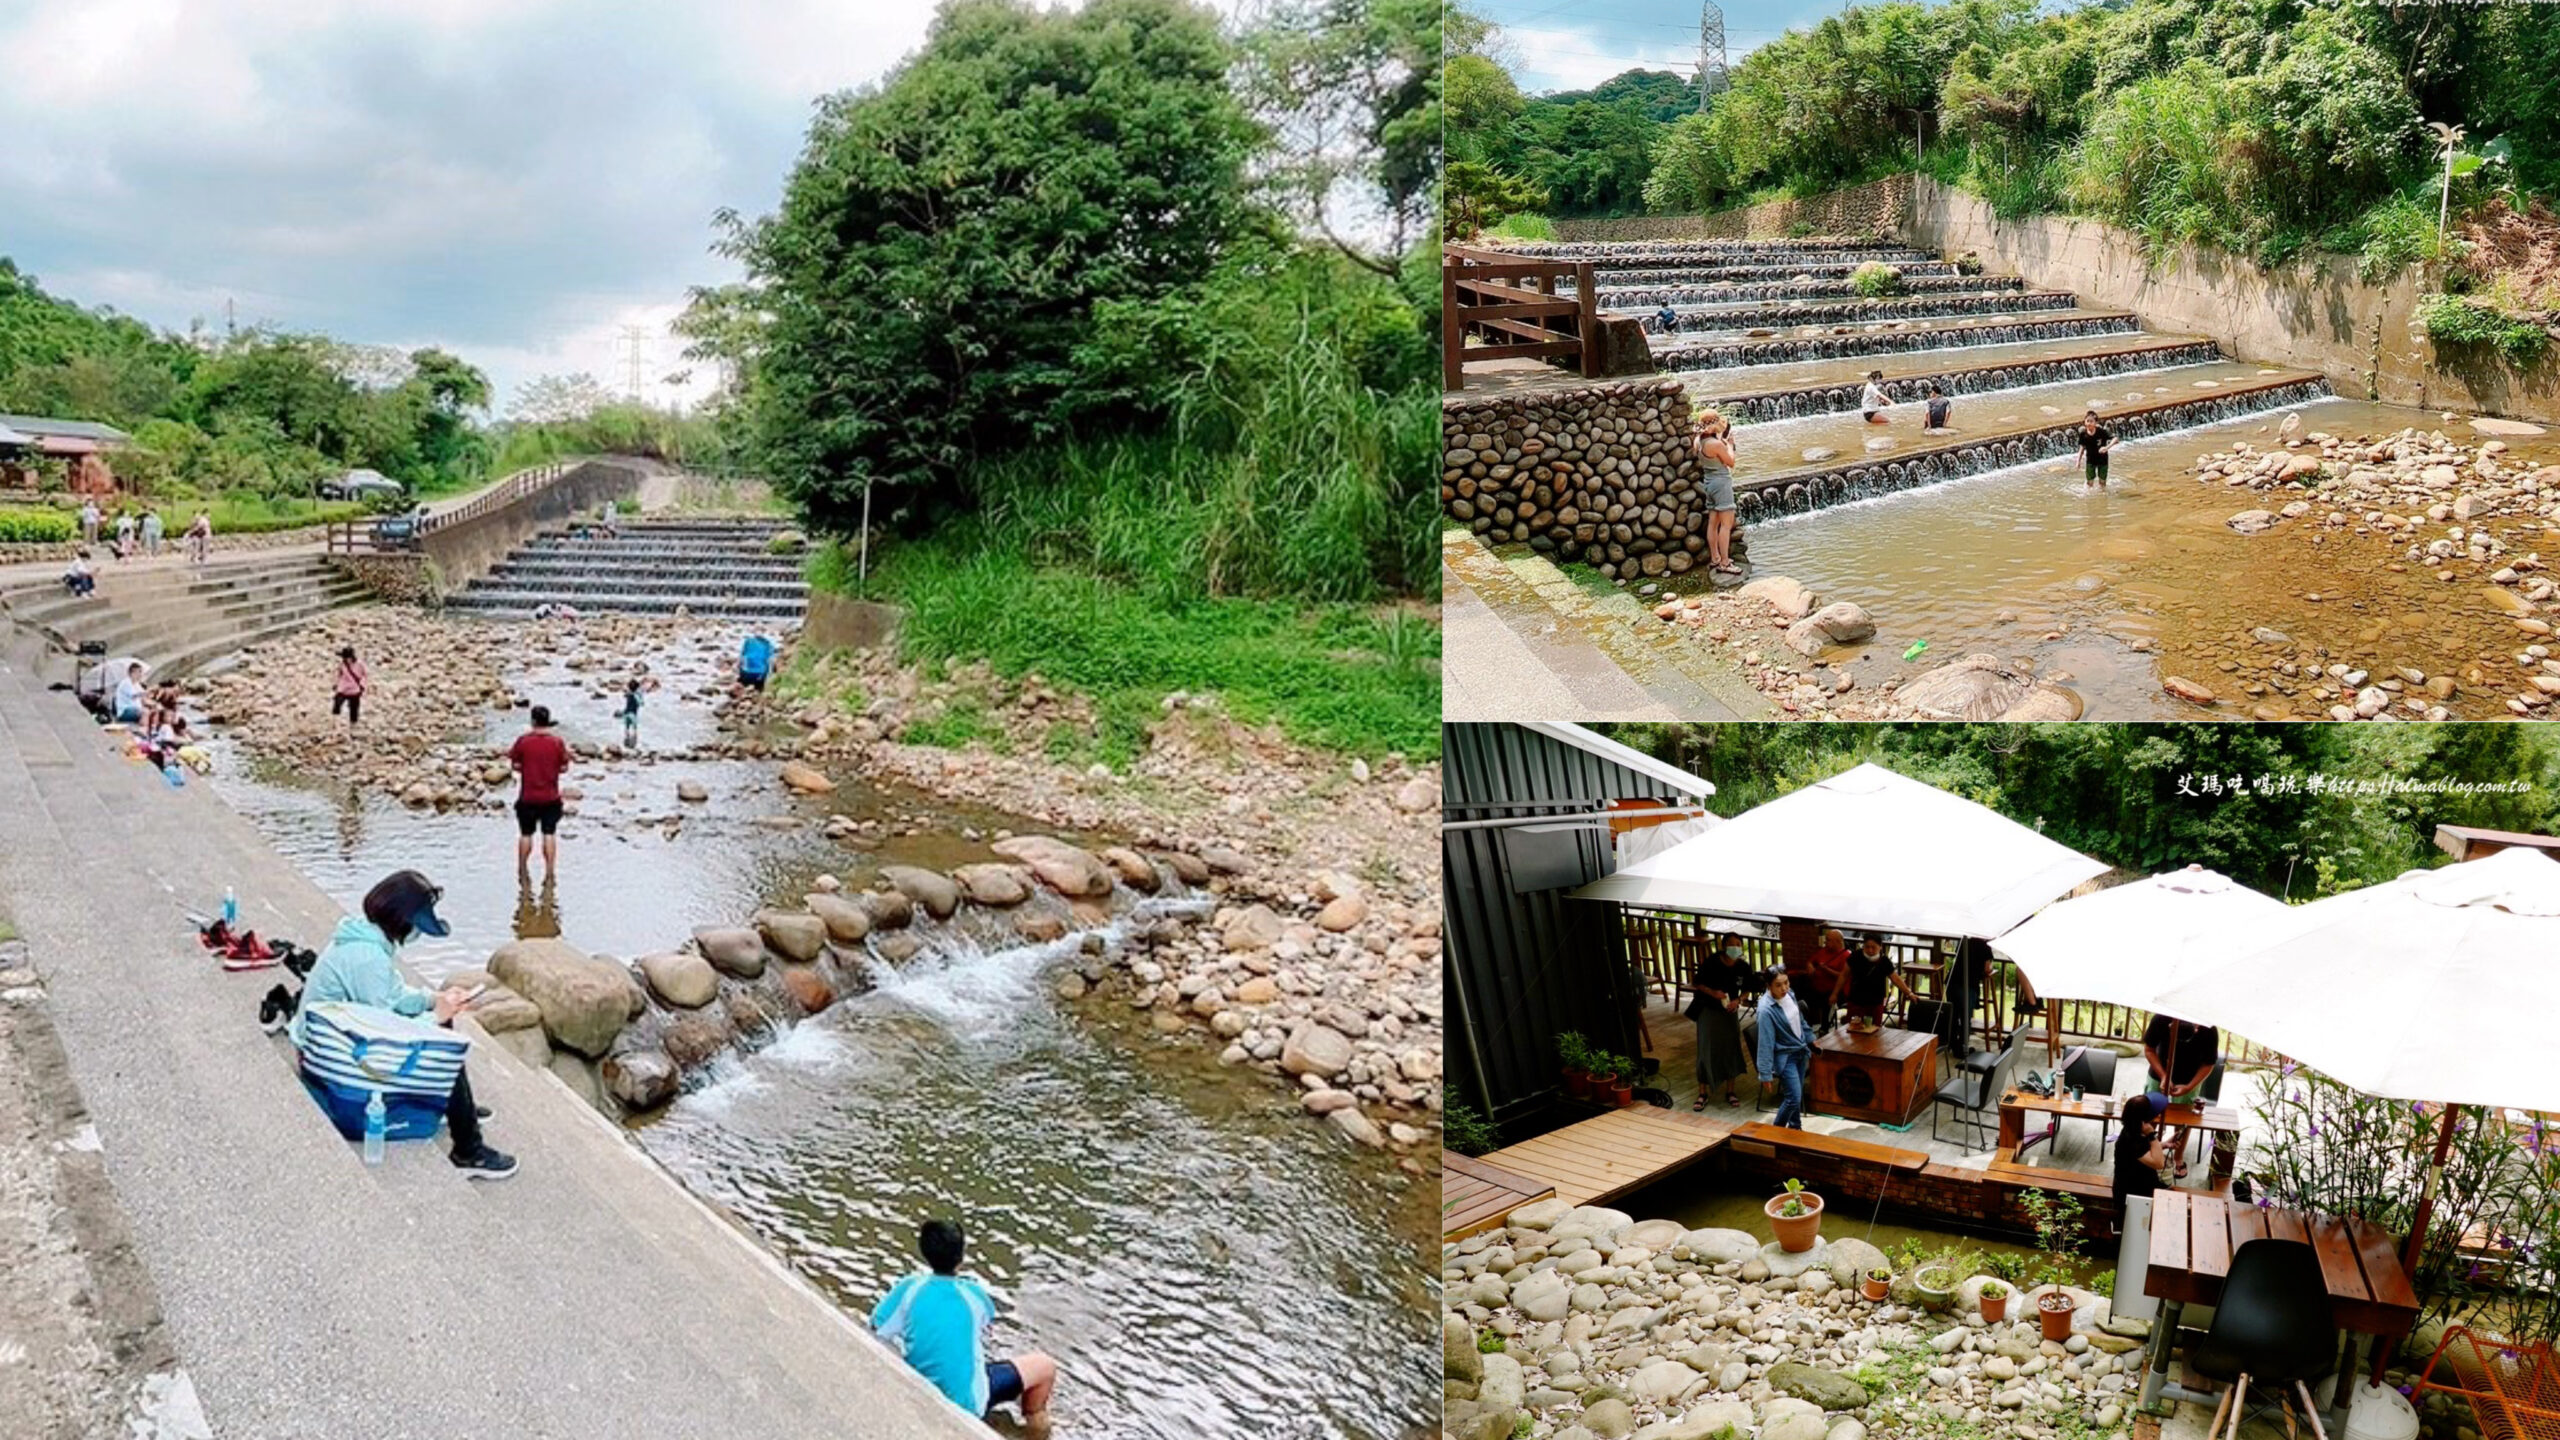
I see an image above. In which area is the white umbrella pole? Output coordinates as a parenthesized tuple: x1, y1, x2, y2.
(2374, 1102, 2460, 1383)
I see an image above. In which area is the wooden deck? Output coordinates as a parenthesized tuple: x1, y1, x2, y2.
(1473, 1106, 1739, 1211)
(1442, 1154, 1556, 1241)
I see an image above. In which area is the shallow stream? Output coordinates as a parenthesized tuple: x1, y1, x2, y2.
(204, 624, 1436, 1439)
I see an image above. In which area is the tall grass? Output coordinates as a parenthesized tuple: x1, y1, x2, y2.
(1486, 212, 1558, 241)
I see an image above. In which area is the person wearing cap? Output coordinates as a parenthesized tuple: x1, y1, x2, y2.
(290, 870, 517, 1179)
(509, 705, 572, 879)
(1842, 932, 1917, 1028)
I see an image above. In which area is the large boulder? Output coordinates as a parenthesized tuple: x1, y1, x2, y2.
(1676, 1228, 1759, 1266)
(1899, 653, 2079, 722)
(1545, 1206, 1634, 1246)
(1783, 601, 1876, 655)
(1739, 575, 1819, 619)
(755, 910, 827, 963)
(860, 888, 914, 930)
(1767, 1362, 1869, 1410)
(778, 962, 837, 1016)
(489, 939, 633, 1059)
(1098, 847, 1160, 891)
(1824, 1236, 1891, 1287)
(989, 836, 1116, 898)
(951, 863, 1034, 907)
(691, 927, 768, 980)
(444, 971, 542, 1034)
(880, 866, 961, 919)
(660, 1011, 733, 1069)
(778, 761, 836, 793)
(1280, 1022, 1354, 1078)
(638, 951, 719, 1009)
(1443, 1316, 1482, 1384)
(602, 1050, 679, 1110)
(804, 892, 872, 944)
(487, 1022, 550, 1070)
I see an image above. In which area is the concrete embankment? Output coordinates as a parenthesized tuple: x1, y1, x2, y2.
(0, 626, 992, 1439)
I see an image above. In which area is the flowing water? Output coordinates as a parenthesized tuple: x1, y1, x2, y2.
(1732, 397, 2560, 718)
(202, 622, 1437, 1440)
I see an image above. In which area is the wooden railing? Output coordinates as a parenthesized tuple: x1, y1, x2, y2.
(324, 462, 573, 557)
(1443, 244, 1599, 391)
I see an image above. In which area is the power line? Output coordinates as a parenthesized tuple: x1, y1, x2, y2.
(1698, 0, 1730, 108)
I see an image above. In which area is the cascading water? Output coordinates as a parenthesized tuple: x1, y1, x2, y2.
(1644, 290, 2075, 335)
(1696, 343, 2228, 422)
(1660, 312, 2141, 370)
(1596, 259, 1959, 287)
(1599, 274, 2025, 307)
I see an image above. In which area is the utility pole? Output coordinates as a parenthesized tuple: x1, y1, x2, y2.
(620, 324, 649, 401)
(1697, 1, 1728, 111)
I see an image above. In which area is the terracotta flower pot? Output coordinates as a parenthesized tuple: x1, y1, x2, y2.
(1765, 1190, 1825, 1253)
(2037, 1290, 2076, 1342)
(1979, 1287, 2010, 1323)
(1606, 1079, 1634, 1106)
(1861, 1274, 1891, 1301)
(1563, 1068, 1594, 1101)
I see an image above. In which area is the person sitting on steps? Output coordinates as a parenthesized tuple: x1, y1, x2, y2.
(872, 1218, 1058, 1434)
(287, 870, 516, 1179)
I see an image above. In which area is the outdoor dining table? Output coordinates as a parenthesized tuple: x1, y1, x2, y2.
(1997, 1089, 2243, 1185)
(2136, 1190, 2420, 1413)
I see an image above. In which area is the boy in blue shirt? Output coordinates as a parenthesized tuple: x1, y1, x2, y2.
(735, 633, 776, 695)
(871, 1219, 1058, 1432)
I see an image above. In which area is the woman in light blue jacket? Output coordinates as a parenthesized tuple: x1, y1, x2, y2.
(291, 870, 516, 1179)
(1755, 970, 1813, 1130)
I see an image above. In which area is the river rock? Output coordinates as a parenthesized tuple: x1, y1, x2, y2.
(692, 927, 768, 979)
(548, 1051, 603, 1108)
(1506, 1197, 1570, 1230)
(1512, 1269, 1572, 1321)
(639, 951, 719, 1008)
(602, 1050, 679, 1110)
(1677, 1228, 1758, 1265)
(779, 761, 836, 793)
(755, 910, 827, 963)
(1281, 1022, 1354, 1077)
(1016, 912, 1067, 943)
(1546, 1205, 1633, 1245)
(487, 1022, 551, 1070)
(1326, 1105, 1385, 1147)
(660, 1011, 733, 1068)
(874, 931, 922, 963)
(1823, 1236, 1891, 1286)
(777, 962, 836, 1015)
(449, 973, 543, 1033)
(2228, 509, 2280, 534)
(860, 888, 915, 929)
(1160, 851, 1212, 885)
(489, 938, 633, 1058)
(1768, 1361, 1868, 1410)
(990, 835, 1116, 898)
(1898, 653, 2055, 721)
(1222, 904, 1286, 952)
(1234, 976, 1279, 1005)
(1582, 1397, 1635, 1437)
(1783, 602, 1874, 655)
(2163, 675, 2217, 705)
(1098, 847, 1159, 890)
(804, 892, 872, 944)
(1394, 774, 1437, 812)
(1633, 1398, 1753, 1440)
(1739, 575, 1819, 620)
(951, 863, 1034, 907)
(1445, 1316, 1482, 1383)
(676, 780, 708, 803)
(880, 865, 961, 919)
(1315, 894, 1369, 932)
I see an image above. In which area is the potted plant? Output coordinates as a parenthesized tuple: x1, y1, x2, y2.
(1978, 1279, 2010, 1323)
(1861, 1267, 1892, 1302)
(1599, 1053, 1636, 1107)
(1912, 1263, 1958, 1313)
(1765, 1178, 1825, 1252)
(2018, 1188, 2086, 1342)
(2036, 1285, 2077, 1341)
(1556, 1032, 1596, 1101)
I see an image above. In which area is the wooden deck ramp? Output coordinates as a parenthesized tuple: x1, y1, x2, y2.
(1443, 1154, 1556, 1241)
(1470, 1108, 1739, 1218)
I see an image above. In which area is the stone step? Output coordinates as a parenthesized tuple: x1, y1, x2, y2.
(1730, 372, 2331, 519)
(511, 541, 803, 562)
(1599, 274, 2025, 308)
(156, 587, 377, 677)
(487, 553, 806, 575)
(463, 575, 810, 600)
(1645, 289, 2079, 338)
(49, 582, 373, 663)
(444, 591, 808, 620)
(1701, 338, 2233, 424)
(13, 567, 362, 637)
(1501, 239, 1916, 259)
(1599, 259, 1960, 287)
(1657, 309, 2141, 373)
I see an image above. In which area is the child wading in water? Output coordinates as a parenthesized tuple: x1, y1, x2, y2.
(618, 673, 659, 749)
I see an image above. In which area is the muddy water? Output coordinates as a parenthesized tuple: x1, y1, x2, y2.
(203, 630, 1437, 1440)
(1730, 397, 2560, 718)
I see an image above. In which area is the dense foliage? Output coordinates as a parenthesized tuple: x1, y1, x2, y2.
(1594, 723, 2560, 898)
(1449, 0, 2560, 277)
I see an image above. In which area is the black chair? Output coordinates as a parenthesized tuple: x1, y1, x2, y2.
(2186, 1238, 2338, 1439)
(2020, 1046, 2121, 1162)
(1905, 998, 1964, 1076)
(1931, 1024, 2023, 1150)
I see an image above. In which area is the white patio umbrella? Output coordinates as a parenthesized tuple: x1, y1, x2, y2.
(1992, 865, 2290, 1013)
(2146, 844, 2560, 1365)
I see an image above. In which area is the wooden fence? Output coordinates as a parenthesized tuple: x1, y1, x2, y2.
(1442, 245, 1598, 391)
(1622, 906, 2283, 1067)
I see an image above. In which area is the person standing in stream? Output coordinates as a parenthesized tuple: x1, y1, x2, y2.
(1693, 408, 1742, 576)
(508, 705, 572, 879)
(2078, 409, 2116, 488)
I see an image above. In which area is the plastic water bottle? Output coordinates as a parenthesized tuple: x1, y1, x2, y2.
(363, 1093, 386, 1166)
(221, 888, 238, 925)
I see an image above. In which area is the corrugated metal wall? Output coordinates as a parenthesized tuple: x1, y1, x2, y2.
(1443, 723, 1705, 1138)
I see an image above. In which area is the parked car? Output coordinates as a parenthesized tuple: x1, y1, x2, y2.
(372, 505, 429, 549)
(320, 468, 406, 505)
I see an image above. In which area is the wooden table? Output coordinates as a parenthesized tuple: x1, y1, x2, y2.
(2136, 1191, 2419, 1413)
(1810, 1025, 1935, 1126)
(1994, 1090, 2243, 1186)
(1998, 1088, 2117, 1158)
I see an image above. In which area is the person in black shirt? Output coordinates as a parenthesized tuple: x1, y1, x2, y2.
(1924, 384, 1951, 431)
(1841, 933, 1916, 1028)
(2113, 1092, 2174, 1216)
(2077, 409, 2115, 488)
(1684, 937, 1760, 1109)
(2142, 1012, 2220, 1178)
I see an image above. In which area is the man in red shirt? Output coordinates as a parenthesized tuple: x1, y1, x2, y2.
(508, 705, 572, 878)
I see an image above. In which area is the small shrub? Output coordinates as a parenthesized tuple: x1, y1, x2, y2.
(2419, 293, 2551, 365)
(2090, 1268, 2117, 1296)
(1488, 212, 1558, 242)
(765, 528, 807, 554)
(0, 507, 77, 544)
(1444, 1102, 1498, 1156)
(1478, 1328, 1506, 1354)
(1850, 261, 1905, 299)
(1983, 1251, 2029, 1284)
(1785, 219, 1817, 238)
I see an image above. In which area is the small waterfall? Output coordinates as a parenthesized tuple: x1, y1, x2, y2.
(1700, 342, 2227, 423)
(1661, 312, 2141, 370)
(1502, 240, 1923, 262)
(1600, 274, 2025, 308)
(1639, 290, 2074, 335)
(856, 892, 1214, 1043)
(1732, 378, 2334, 518)
(1599, 259, 1959, 287)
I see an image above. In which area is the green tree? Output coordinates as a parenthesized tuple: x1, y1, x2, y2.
(1446, 53, 1524, 166)
(1643, 113, 1730, 215)
(735, 0, 1268, 528)
(1239, 0, 1439, 266)
(1445, 161, 1546, 238)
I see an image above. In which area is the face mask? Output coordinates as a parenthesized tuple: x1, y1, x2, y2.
(1723, 946, 1742, 959)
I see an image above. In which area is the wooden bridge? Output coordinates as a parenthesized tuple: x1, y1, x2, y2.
(1445, 1107, 1740, 1238)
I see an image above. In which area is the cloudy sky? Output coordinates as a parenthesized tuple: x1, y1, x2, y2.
(0, 0, 1015, 414)
(1470, 0, 1834, 95)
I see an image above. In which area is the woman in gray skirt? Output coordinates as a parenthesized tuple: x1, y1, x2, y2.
(1693, 408, 1741, 576)
(1684, 935, 1760, 1108)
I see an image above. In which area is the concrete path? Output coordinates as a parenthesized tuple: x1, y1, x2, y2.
(0, 629, 988, 1439)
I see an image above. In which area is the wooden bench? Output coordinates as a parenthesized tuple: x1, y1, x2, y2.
(1732, 1121, 1932, 1172)
(1984, 1147, 2114, 1203)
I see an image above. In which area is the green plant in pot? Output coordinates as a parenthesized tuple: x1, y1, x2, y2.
(1861, 1266, 1892, 1301)
(1599, 1052, 1637, 1106)
(2018, 1188, 2086, 1341)
(1556, 1032, 1595, 1101)
(1766, 1177, 1825, 1253)
(1978, 1278, 2010, 1324)
(1912, 1261, 1959, 1313)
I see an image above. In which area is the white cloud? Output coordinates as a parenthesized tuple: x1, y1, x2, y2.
(1506, 23, 1694, 96)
